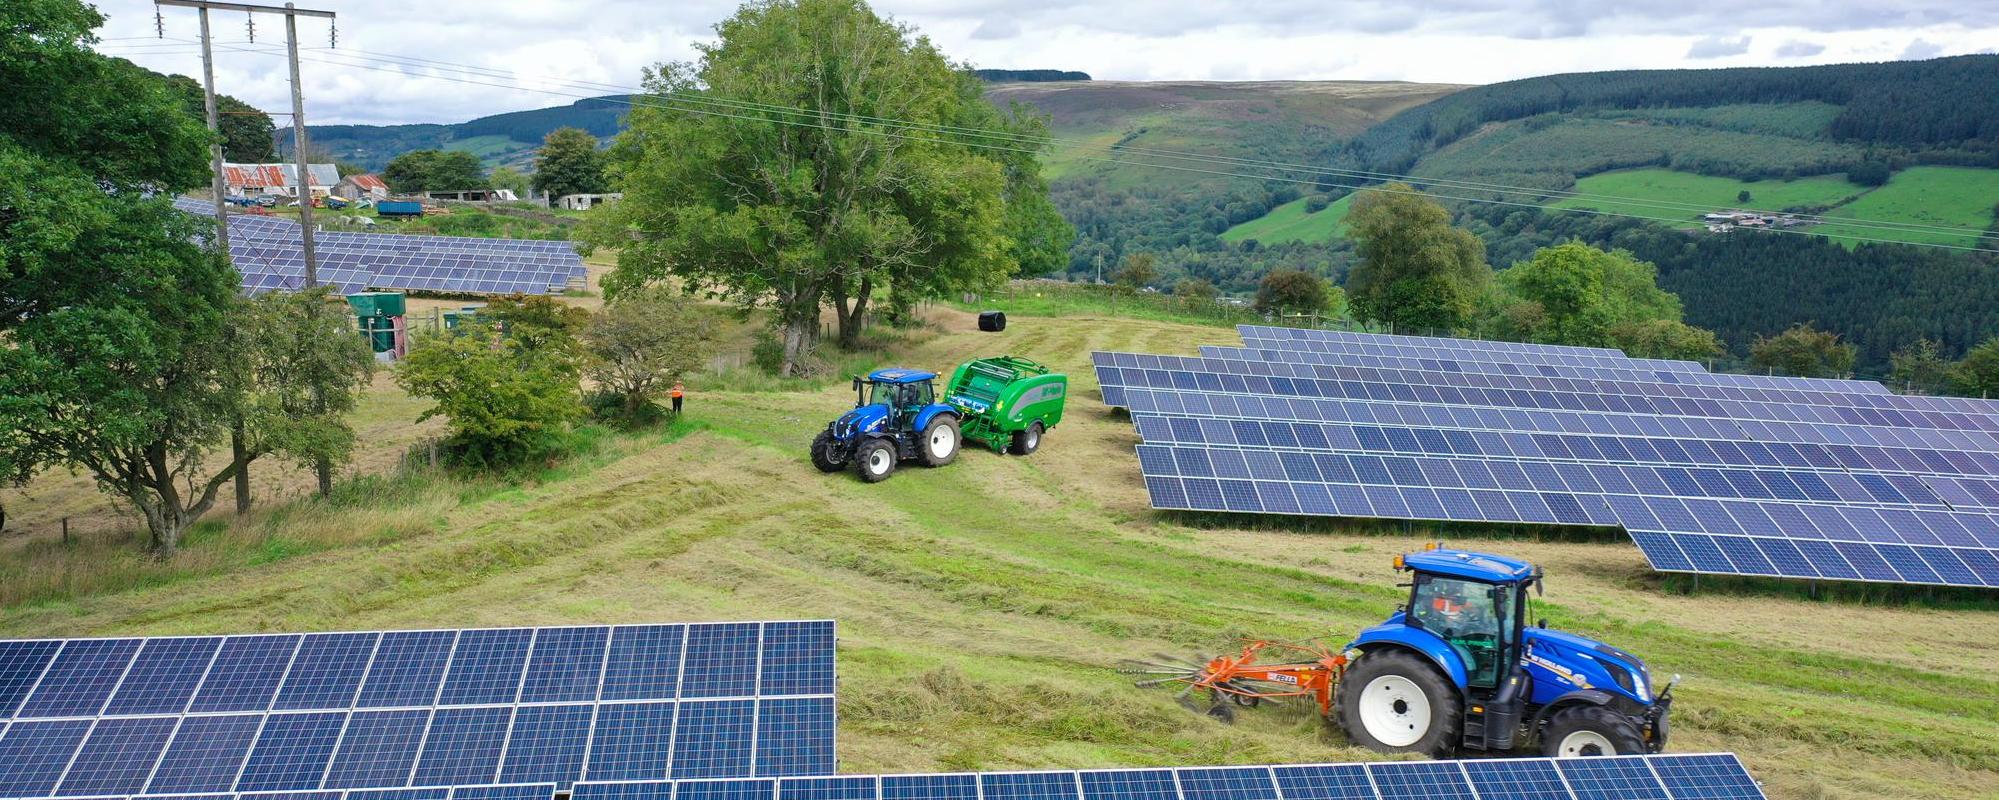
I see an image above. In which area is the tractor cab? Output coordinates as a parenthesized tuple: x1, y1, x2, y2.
(1338, 546, 1673, 758)
(849, 369, 939, 432)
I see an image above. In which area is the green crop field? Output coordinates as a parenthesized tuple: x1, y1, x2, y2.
(1813, 166, 1999, 248)
(1221, 194, 1354, 245)
(1550, 169, 1867, 228)
(3, 295, 1995, 800)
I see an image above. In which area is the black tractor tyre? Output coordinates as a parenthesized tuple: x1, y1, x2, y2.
(1009, 422, 1044, 456)
(810, 431, 846, 473)
(1335, 650, 1463, 758)
(1540, 704, 1648, 758)
(853, 438, 898, 483)
(918, 415, 961, 467)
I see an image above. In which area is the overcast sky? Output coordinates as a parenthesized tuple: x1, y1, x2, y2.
(89, 1, 1999, 127)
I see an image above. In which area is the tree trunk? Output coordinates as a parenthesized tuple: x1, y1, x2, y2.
(232, 426, 251, 513)
(834, 277, 872, 349)
(315, 456, 333, 498)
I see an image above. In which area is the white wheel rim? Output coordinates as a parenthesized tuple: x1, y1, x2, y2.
(1027, 428, 1039, 447)
(868, 448, 891, 474)
(1357, 675, 1431, 748)
(929, 426, 955, 458)
(1556, 729, 1615, 757)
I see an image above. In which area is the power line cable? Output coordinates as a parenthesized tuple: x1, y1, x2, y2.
(179, 39, 1999, 253)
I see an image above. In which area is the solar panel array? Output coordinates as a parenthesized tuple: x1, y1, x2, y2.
(567, 754, 1764, 800)
(1096, 325, 1999, 588)
(171, 198, 587, 297)
(0, 621, 835, 798)
(0, 754, 1767, 800)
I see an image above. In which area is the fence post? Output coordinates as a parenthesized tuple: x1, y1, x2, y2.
(61, 518, 70, 546)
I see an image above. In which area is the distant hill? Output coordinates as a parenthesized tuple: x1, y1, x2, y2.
(973, 69, 1090, 82)
(293, 96, 632, 172)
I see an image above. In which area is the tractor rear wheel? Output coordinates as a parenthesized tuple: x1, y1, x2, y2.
(1336, 650, 1461, 758)
(1541, 705, 1646, 757)
(853, 438, 897, 483)
(810, 431, 846, 473)
(1009, 422, 1044, 456)
(919, 416, 960, 467)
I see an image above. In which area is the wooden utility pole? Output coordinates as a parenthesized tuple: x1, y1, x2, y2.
(158, 0, 338, 497)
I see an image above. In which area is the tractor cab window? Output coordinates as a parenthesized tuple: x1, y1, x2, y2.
(1408, 574, 1515, 689)
(868, 381, 930, 408)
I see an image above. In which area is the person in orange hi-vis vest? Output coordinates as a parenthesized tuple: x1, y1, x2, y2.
(670, 382, 685, 415)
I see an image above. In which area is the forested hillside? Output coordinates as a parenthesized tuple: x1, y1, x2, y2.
(299, 96, 630, 171)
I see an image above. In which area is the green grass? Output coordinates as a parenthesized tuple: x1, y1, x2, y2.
(1814, 166, 1999, 248)
(1413, 117, 1869, 195)
(1221, 194, 1355, 245)
(1, 311, 1994, 799)
(1594, 102, 1844, 139)
(1551, 169, 1867, 228)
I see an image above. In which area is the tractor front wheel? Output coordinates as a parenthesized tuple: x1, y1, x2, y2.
(853, 438, 897, 483)
(1009, 422, 1044, 456)
(919, 416, 960, 467)
(1541, 705, 1647, 757)
(810, 431, 846, 473)
(1336, 650, 1461, 758)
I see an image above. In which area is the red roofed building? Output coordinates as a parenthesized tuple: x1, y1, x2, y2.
(334, 174, 390, 202)
(222, 162, 339, 197)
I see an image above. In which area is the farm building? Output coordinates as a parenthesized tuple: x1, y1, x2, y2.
(223, 162, 340, 197)
(422, 188, 519, 203)
(333, 173, 390, 202)
(557, 192, 623, 211)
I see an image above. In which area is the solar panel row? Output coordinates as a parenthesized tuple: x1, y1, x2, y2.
(0, 754, 1767, 800)
(1096, 328, 1999, 588)
(171, 198, 586, 297)
(0, 622, 835, 798)
(569, 754, 1764, 800)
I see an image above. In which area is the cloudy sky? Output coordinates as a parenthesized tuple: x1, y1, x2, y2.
(89, 1, 1999, 126)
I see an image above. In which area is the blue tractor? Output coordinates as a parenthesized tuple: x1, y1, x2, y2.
(812, 368, 964, 482)
(1336, 548, 1674, 757)
(1131, 547, 1673, 759)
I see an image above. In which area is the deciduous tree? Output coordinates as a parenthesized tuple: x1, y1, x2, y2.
(237, 288, 376, 498)
(1750, 323, 1856, 378)
(582, 288, 714, 421)
(1254, 268, 1333, 317)
(1345, 183, 1491, 333)
(594, 0, 1055, 374)
(383, 149, 487, 193)
(531, 127, 607, 199)
(395, 320, 584, 467)
(1889, 338, 1950, 395)
(1948, 338, 1999, 398)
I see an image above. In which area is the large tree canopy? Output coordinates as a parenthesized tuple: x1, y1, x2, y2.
(595, 0, 1065, 374)
(383, 149, 488, 193)
(531, 126, 608, 198)
(1344, 183, 1491, 333)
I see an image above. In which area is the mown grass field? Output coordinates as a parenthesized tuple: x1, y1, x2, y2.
(1814, 166, 1999, 248)
(1221, 195, 1354, 245)
(3, 304, 1996, 800)
(1550, 169, 1867, 228)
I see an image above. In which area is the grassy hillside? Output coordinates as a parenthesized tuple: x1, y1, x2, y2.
(1816, 166, 1999, 247)
(3, 300, 1994, 800)
(1221, 194, 1354, 245)
(987, 80, 1462, 190)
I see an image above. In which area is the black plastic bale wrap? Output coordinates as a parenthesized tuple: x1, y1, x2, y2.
(978, 310, 1007, 332)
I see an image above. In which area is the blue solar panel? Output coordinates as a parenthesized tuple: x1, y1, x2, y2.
(1365, 762, 1475, 800)
(17, 640, 140, 718)
(452, 784, 559, 800)
(0, 642, 62, 719)
(882, 774, 979, 800)
(755, 697, 835, 778)
(105, 637, 223, 716)
(1272, 765, 1374, 800)
(520, 628, 609, 704)
(670, 700, 754, 779)
(499, 705, 592, 785)
(1556, 757, 1669, 800)
(412, 706, 512, 785)
(146, 713, 263, 792)
(679, 779, 776, 800)
(780, 776, 877, 800)
(602, 625, 684, 702)
(1650, 753, 1767, 799)
(275, 633, 378, 711)
(1079, 770, 1176, 800)
(54, 716, 178, 796)
(1460, 760, 1569, 800)
(759, 621, 835, 696)
(356, 630, 455, 708)
(682, 624, 759, 699)
(1174, 768, 1277, 800)
(982, 772, 1081, 800)
(0, 720, 91, 796)
(324, 709, 430, 789)
(237, 712, 347, 791)
(437, 629, 533, 706)
(587, 702, 676, 781)
(192, 635, 302, 713)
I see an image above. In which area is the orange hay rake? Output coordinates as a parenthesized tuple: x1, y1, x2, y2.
(1121, 639, 1348, 720)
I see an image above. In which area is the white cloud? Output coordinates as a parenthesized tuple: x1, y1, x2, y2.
(1687, 35, 1753, 59)
(1774, 40, 1826, 58)
(84, 1, 1999, 125)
